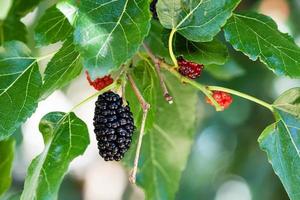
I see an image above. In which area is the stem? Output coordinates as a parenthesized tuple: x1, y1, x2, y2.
(160, 62, 223, 111)
(168, 29, 178, 67)
(127, 73, 150, 184)
(129, 109, 148, 184)
(127, 74, 150, 111)
(70, 82, 117, 112)
(207, 86, 274, 112)
(154, 59, 173, 104)
(143, 44, 223, 111)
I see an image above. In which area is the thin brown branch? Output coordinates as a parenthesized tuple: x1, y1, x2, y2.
(154, 60, 173, 104)
(127, 73, 150, 184)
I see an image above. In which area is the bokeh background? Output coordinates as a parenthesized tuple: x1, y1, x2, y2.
(1, 0, 300, 199)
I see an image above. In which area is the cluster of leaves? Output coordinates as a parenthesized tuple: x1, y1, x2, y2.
(0, 0, 300, 199)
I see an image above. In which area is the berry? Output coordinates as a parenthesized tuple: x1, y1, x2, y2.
(177, 57, 204, 79)
(150, 0, 158, 19)
(94, 91, 135, 161)
(86, 71, 113, 91)
(206, 91, 233, 109)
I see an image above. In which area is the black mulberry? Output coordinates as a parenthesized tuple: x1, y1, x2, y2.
(94, 91, 135, 161)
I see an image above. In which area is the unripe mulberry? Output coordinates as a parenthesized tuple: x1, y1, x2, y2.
(206, 91, 233, 109)
(94, 91, 135, 161)
(86, 71, 113, 91)
(177, 57, 204, 79)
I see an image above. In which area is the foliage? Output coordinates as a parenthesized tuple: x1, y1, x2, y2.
(0, 0, 300, 199)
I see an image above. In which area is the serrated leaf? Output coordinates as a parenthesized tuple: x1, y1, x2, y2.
(41, 37, 82, 99)
(224, 12, 300, 78)
(21, 112, 90, 200)
(173, 33, 228, 65)
(0, 41, 42, 140)
(157, 0, 241, 42)
(34, 5, 73, 46)
(74, 0, 151, 76)
(123, 73, 198, 200)
(0, 138, 15, 197)
(259, 88, 300, 200)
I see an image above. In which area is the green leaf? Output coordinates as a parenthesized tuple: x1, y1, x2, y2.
(125, 60, 159, 130)
(224, 12, 300, 78)
(34, 5, 73, 46)
(0, 15, 27, 44)
(124, 73, 198, 199)
(74, 0, 151, 76)
(173, 33, 228, 65)
(10, 0, 42, 17)
(157, 0, 241, 42)
(41, 37, 82, 99)
(0, 41, 42, 140)
(21, 112, 90, 200)
(144, 20, 170, 61)
(206, 60, 245, 80)
(0, 138, 15, 197)
(259, 88, 300, 200)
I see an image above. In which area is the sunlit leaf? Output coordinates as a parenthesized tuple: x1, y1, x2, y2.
(259, 88, 300, 200)
(34, 5, 73, 46)
(224, 12, 300, 78)
(74, 0, 151, 76)
(0, 41, 42, 140)
(157, 0, 241, 41)
(21, 112, 90, 200)
(41, 37, 82, 99)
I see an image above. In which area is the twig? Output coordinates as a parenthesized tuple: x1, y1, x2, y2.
(143, 43, 223, 111)
(154, 58, 173, 104)
(143, 44, 173, 104)
(127, 73, 150, 184)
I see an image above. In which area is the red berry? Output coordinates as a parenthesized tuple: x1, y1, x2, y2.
(177, 57, 204, 79)
(86, 71, 113, 91)
(206, 91, 233, 109)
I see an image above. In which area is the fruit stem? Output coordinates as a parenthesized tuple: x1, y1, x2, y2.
(207, 86, 274, 112)
(154, 60, 173, 104)
(127, 73, 150, 184)
(70, 82, 117, 112)
(143, 44, 223, 111)
(160, 62, 223, 111)
(142, 44, 173, 104)
(168, 28, 178, 68)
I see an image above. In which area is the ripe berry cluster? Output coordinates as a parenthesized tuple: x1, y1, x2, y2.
(94, 92, 135, 161)
(86, 71, 113, 91)
(177, 57, 204, 79)
(206, 91, 233, 109)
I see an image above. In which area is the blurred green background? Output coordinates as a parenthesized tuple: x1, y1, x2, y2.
(1, 0, 300, 199)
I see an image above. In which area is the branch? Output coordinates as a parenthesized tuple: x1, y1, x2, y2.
(127, 73, 150, 184)
(143, 44, 223, 111)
